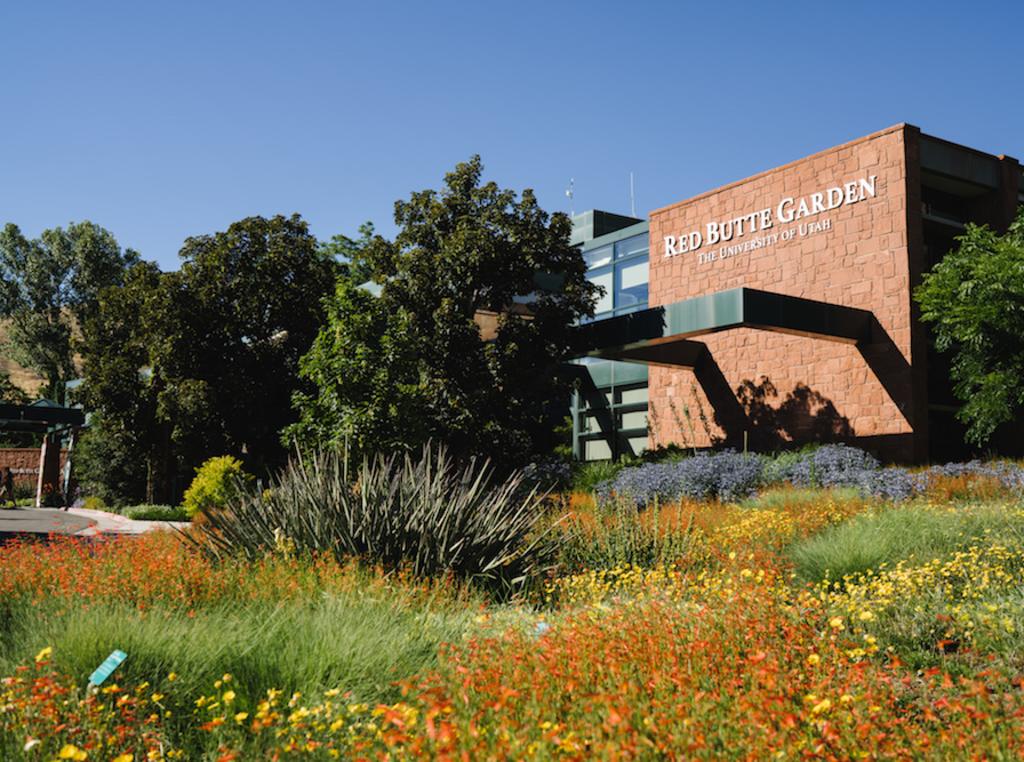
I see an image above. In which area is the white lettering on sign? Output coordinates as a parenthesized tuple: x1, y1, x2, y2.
(664, 175, 878, 260)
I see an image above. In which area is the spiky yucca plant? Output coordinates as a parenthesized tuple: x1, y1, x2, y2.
(188, 445, 555, 589)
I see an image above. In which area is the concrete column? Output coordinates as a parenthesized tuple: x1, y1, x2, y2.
(35, 433, 62, 508)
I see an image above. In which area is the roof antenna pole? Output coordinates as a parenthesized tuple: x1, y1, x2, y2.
(630, 171, 636, 218)
(565, 178, 575, 217)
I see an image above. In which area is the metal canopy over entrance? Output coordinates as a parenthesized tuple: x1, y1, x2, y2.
(577, 287, 876, 367)
(571, 286, 913, 455)
(0, 401, 85, 508)
(0, 400, 85, 433)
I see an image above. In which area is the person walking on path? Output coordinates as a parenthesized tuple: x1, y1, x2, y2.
(0, 467, 16, 508)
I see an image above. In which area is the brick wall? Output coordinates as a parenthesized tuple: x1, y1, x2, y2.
(647, 124, 918, 460)
(0, 448, 69, 487)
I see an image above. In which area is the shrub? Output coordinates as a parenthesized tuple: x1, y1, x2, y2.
(81, 496, 106, 512)
(182, 456, 253, 519)
(854, 467, 916, 501)
(777, 444, 879, 488)
(912, 460, 1024, 499)
(123, 504, 188, 522)
(520, 458, 572, 493)
(597, 450, 764, 505)
(599, 445, 1024, 505)
(188, 445, 555, 590)
(572, 459, 626, 493)
(761, 445, 819, 485)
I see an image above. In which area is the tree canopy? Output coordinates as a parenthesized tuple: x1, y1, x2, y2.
(78, 214, 337, 504)
(0, 221, 139, 401)
(288, 156, 598, 466)
(915, 207, 1024, 445)
(319, 221, 376, 285)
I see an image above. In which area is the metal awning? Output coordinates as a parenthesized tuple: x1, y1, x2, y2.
(0, 400, 86, 434)
(576, 287, 875, 367)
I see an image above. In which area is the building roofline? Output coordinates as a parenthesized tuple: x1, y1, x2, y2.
(919, 130, 1018, 165)
(649, 123, 913, 217)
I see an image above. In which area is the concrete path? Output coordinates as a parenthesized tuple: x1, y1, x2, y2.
(66, 507, 190, 536)
(0, 507, 95, 539)
(0, 506, 188, 540)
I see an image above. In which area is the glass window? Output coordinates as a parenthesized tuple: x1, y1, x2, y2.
(620, 410, 648, 430)
(583, 245, 612, 269)
(618, 386, 649, 405)
(590, 269, 613, 314)
(627, 436, 649, 455)
(584, 439, 613, 461)
(614, 233, 648, 260)
(580, 412, 611, 433)
(614, 257, 648, 311)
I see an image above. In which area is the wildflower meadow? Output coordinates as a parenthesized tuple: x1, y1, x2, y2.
(3, 448, 1024, 759)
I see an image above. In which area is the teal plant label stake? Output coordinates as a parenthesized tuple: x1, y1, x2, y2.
(88, 650, 127, 687)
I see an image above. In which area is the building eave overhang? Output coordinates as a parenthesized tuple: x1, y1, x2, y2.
(575, 287, 874, 368)
(0, 401, 86, 434)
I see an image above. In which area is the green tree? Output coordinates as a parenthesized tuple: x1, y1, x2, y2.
(288, 156, 599, 467)
(915, 207, 1024, 445)
(320, 221, 376, 284)
(0, 372, 32, 448)
(75, 262, 162, 503)
(0, 372, 28, 405)
(0, 221, 139, 401)
(78, 215, 337, 504)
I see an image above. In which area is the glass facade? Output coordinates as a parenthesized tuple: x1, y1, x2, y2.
(584, 231, 650, 321)
(571, 221, 651, 461)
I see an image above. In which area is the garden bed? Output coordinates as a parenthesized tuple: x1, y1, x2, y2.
(3, 460, 1024, 758)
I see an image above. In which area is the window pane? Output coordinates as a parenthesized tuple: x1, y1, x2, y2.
(590, 269, 613, 314)
(581, 412, 611, 433)
(627, 436, 649, 455)
(584, 439, 613, 461)
(620, 410, 648, 429)
(614, 257, 648, 310)
(618, 386, 649, 405)
(614, 233, 648, 260)
(584, 245, 612, 269)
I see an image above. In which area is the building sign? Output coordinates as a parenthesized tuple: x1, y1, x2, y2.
(664, 175, 879, 265)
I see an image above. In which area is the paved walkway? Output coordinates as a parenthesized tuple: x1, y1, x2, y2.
(0, 506, 188, 539)
(66, 507, 190, 536)
(0, 507, 95, 538)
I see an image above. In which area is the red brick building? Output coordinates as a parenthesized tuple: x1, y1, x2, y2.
(573, 124, 1024, 463)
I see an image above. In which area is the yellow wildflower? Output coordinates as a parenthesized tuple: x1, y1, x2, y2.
(811, 698, 832, 714)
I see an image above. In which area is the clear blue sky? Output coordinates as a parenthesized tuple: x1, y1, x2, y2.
(3, 1, 1022, 271)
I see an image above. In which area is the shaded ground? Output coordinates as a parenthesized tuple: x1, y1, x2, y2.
(0, 507, 95, 541)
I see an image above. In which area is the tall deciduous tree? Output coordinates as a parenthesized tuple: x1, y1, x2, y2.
(915, 207, 1024, 445)
(79, 215, 337, 504)
(155, 214, 337, 478)
(76, 262, 162, 503)
(288, 156, 598, 467)
(0, 221, 139, 401)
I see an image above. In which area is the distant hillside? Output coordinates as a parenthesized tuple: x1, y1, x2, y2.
(0, 322, 46, 398)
